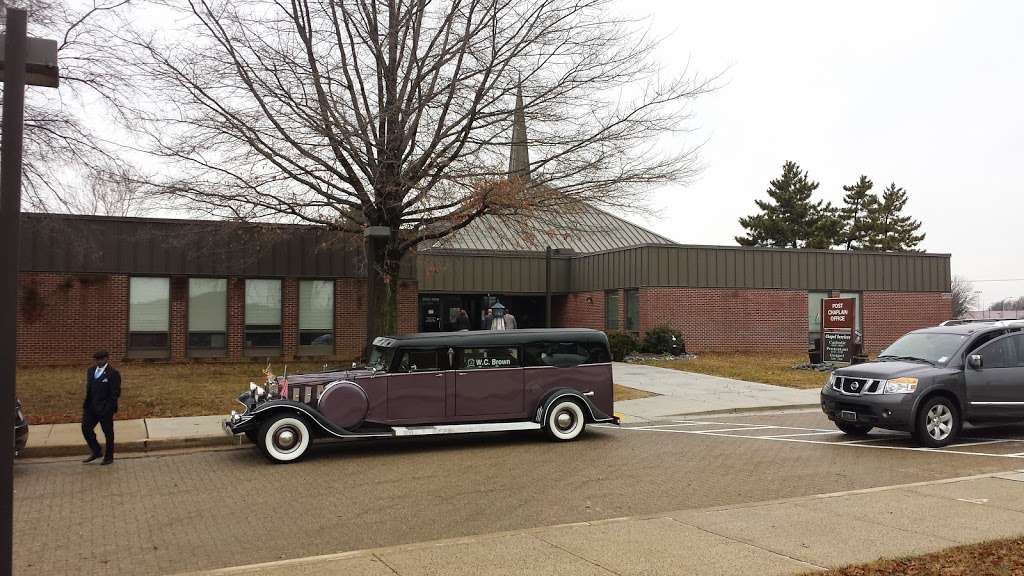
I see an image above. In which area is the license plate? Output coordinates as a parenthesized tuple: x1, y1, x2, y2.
(839, 410, 857, 422)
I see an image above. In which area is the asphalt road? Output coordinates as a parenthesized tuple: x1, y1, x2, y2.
(14, 410, 1024, 576)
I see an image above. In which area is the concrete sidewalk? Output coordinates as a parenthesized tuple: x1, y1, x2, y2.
(20, 414, 235, 458)
(613, 362, 821, 422)
(180, 470, 1024, 576)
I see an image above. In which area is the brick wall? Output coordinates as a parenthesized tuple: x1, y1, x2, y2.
(16, 272, 129, 365)
(555, 290, 607, 331)
(639, 287, 809, 353)
(170, 277, 187, 361)
(862, 291, 952, 353)
(17, 272, 419, 366)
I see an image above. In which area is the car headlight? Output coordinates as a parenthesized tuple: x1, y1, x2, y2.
(824, 373, 836, 390)
(883, 377, 918, 394)
(255, 386, 266, 399)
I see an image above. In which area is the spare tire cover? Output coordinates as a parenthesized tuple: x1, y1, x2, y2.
(317, 381, 368, 430)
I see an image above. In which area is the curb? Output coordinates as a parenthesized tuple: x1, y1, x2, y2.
(18, 434, 238, 459)
(669, 403, 821, 417)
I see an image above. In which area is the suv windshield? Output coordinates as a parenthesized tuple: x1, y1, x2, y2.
(367, 345, 394, 372)
(878, 332, 967, 365)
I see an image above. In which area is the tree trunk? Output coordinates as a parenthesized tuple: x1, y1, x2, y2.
(365, 235, 401, 355)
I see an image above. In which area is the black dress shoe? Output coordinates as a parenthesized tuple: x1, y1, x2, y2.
(100, 458, 114, 465)
(82, 454, 101, 463)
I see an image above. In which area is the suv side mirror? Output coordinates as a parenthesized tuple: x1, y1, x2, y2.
(968, 354, 983, 370)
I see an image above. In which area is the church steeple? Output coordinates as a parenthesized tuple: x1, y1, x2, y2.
(508, 82, 530, 181)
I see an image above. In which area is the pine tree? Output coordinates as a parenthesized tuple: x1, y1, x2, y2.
(839, 175, 878, 250)
(861, 183, 925, 251)
(736, 161, 840, 249)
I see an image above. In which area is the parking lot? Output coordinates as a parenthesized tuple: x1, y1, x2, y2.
(15, 409, 1024, 576)
(600, 410, 1024, 461)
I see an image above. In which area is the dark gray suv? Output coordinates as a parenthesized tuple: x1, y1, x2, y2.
(821, 321, 1024, 447)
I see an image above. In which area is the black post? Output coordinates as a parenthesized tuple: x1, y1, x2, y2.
(544, 246, 552, 328)
(1, 9, 28, 576)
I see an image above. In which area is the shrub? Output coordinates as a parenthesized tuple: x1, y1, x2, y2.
(641, 325, 685, 355)
(606, 331, 639, 361)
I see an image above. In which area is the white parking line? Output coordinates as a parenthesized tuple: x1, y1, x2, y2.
(603, 421, 1024, 460)
(764, 431, 845, 438)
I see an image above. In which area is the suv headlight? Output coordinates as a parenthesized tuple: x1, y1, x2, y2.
(883, 377, 918, 394)
(824, 373, 836, 391)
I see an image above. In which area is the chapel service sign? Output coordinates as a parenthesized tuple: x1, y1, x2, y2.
(821, 297, 857, 364)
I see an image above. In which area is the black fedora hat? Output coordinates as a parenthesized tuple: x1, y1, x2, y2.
(93, 350, 110, 360)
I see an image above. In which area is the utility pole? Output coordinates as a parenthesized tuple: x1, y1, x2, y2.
(1, 9, 58, 575)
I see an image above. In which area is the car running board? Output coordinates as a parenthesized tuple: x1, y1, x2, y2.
(391, 421, 542, 437)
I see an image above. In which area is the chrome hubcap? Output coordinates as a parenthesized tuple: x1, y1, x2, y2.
(274, 427, 298, 450)
(556, 411, 574, 430)
(926, 405, 953, 440)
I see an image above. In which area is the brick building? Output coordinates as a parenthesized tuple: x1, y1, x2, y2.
(14, 209, 951, 367)
(14, 106, 952, 366)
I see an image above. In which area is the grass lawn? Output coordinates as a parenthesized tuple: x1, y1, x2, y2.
(17, 362, 656, 424)
(613, 384, 657, 402)
(640, 352, 829, 389)
(16, 361, 328, 425)
(804, 537, 1024, 575)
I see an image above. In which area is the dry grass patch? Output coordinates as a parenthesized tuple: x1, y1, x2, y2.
(613, 383, 657, 402)
(804, 537, 1024, 575)
(642, 352, 827, 389)
(16, 361, 329, 424)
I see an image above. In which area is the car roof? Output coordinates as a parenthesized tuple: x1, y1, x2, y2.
(911, 324, 1004, 336)
(376, 328, 608, 348)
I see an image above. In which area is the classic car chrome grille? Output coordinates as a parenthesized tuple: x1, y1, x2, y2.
(833, 376, 884, 395)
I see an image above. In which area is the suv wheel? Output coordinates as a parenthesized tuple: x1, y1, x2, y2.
(257, 413, 312, 463)
(835, 421, 873, 436)
(544, 400, 586, 441)
(913, 397, 960, 448)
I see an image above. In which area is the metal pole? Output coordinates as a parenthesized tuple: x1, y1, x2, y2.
(544, 246, 551, 328)
(1, 10, 28, 576)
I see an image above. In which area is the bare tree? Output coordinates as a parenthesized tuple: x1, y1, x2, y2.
(950, 275, 975, 320)
(4, 0, 141, 214)
(122, 0, 714, 344)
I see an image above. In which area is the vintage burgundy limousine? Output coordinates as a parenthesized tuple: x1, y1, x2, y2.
(225, 328, 618, 463)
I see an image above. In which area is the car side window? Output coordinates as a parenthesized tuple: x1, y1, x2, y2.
(460, 347, 520, 370)
(976, 335, 1017, 369)
(525, 342, 588, 368)
(397, 349, 440, 372)
(965, 330, 1006, 355)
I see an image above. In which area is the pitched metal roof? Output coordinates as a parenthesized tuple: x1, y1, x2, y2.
(421, 204, 678, 254)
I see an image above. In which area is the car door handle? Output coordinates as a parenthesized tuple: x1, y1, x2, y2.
(457, 372, 468, 376)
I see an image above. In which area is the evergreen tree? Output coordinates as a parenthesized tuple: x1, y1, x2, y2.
(736, 161, 840, 248)
(862, 183, 925, 251)
(839, 175, 878, 250)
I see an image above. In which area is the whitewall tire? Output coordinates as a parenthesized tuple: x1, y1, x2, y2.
(544, 400, 586, 441)
(258, 414, 311, 463)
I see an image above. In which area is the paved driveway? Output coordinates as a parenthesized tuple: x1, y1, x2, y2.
(613, 362, 821, 421)
(14, 410, 1022, 576)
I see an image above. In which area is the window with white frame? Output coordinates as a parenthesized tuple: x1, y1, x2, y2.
(299, 279, 334, 354)
(188, 278, 227, 354)
(129, 277, 170, 354)
(245, 279, 282, 351)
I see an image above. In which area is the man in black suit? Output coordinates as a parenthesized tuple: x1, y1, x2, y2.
(82, 351, 121, 465)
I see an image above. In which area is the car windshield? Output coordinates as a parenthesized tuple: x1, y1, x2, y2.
(878, 333, 967, 365)
(366, 345, 394, 372)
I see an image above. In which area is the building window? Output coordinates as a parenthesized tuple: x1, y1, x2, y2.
(245, 279, 282, 353)
(605, 291, 620, 331)
(298, 280, 334, 355)
(625, 289, 640, 333)
(188, 278, 227, 356)
(128, 277, 170, 356)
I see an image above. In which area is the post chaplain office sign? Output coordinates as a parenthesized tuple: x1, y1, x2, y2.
(821, 297, 857, 364)
(822, 298, 856, 331)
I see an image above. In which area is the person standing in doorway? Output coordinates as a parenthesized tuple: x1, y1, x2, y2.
(454, 308, 471, 331)
(489, 302, 517, 330)
(482, 307, 494, 330)
(82, 351, 121, 465)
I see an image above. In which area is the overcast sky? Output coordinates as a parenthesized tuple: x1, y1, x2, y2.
(620, 0, 1024, 306)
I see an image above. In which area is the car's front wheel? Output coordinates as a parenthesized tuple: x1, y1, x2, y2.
(544, 400, 586, 441)
(835, 421, 873, 436)
(913, 396, 960, 448)
(257, 414, 312, 463)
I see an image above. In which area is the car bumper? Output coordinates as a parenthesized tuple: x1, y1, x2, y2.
(15, 423, 28, 455)
(820, 389, 915, 431)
